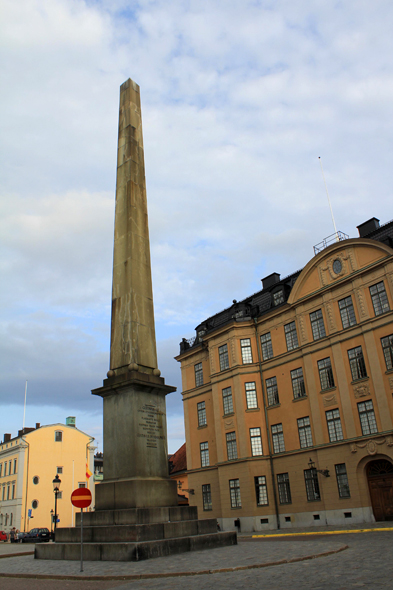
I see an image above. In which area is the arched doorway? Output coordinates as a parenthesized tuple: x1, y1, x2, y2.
(367, 459, 393, 521)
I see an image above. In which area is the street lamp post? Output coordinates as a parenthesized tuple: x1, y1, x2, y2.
(52, 474, 61, 540)
(50, 509, 54, 534)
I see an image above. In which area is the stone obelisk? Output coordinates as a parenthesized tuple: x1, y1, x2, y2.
(92, 78, 178, 510)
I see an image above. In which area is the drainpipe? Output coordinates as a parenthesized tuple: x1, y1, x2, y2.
(254, 319, 280, 530)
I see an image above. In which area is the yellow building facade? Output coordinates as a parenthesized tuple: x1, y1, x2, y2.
(176, 218, 393, 532)
(0, 419, 95, 534)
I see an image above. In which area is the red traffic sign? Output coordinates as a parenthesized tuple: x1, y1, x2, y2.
(71, 488, 92, 509)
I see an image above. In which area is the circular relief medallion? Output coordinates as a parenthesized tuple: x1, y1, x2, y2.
(332, 258, 342, 275)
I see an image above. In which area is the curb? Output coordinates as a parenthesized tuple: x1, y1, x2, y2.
(0, 552, 35, 560)
(251, 527, 393, 539)
(0, 544, 348, 581)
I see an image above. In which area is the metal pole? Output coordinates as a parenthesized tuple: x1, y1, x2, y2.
(22, 380, 28, 430)
(54, 490, 57, 539)
(80, 508, 83, 572)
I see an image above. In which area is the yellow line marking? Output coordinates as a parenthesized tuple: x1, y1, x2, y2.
(252, 527, 393, 538)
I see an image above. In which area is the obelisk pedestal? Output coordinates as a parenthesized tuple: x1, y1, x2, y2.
(92, 370, 178, 510)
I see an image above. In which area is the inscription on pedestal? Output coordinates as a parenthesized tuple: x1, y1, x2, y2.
(138, 403, 165, 449)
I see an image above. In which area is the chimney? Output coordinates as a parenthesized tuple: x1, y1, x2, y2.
(35, 423, 40, 429)
(262, 273, 281, 290)
(4, 433, 11, 442)
(357, 217, 380, 238)
(66, 416, 76, 427)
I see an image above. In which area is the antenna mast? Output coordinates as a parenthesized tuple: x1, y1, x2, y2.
(319, 157, 338, 238)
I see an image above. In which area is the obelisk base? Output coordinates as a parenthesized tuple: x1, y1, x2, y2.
(95, 478, 178, 511)
(92, 370, 178, 511)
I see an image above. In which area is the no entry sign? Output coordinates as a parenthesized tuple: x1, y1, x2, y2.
(71, 488, 92, 509)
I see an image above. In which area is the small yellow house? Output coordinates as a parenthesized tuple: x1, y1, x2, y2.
(0, 418, 95, 533)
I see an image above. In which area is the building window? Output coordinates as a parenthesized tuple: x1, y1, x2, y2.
(194, 362, 203, 387)
(202, 484, 212, 511)
(13, 459, 17, 474)
(4, 462, 7, 477)
(271, 423, 285, 453)
(348, 346, 367, 381)
(12, 484, 15, 499)
(200, 442, 210, 467)
(284, 321, 298, 351)
(250, 428, 263, 456)
(310, 309, 326, 340)
(255, 476, 269, 506)
(57, 467, 63, 475)
(318, 357, 335, 390)
(304, 468, 321, 501)
(335, 464, 350, 498)
(229, 479, 241, 508)
(266, 376, 279, 406)
(240, 338, 253, 364)
(0, 464, 2, 477)
(32, 500, 38, 509)
(297, 417, 313, 448)
(218, 344, 229, 371)
(326, 408, 344, 442)
(226, 432, 238, 461)
(222, 387, 234, 415)
(338, 296, 357, 329)
(57, 492, 63, 499)
(55, 431, 63, 442)
(8, 461, 11, 475)
(381, 334, 393, 371)
(197, 401, 207, 427)
(33, 476, 39, 485)
(277, 473, 291, 504)
(78, 483, 86, 488)
(370, 281, 390, 316)
(273, 290, 284, 306)
(245, 382, 258, 409)
(7, 484, 10, 500)
(358, 400, 378, 435)
(291, 367, 306, 399)
(2, 487, 5, 501)
(260, 332, 273, 360)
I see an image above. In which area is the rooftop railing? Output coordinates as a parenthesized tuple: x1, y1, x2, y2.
(313, 231, 349, 255)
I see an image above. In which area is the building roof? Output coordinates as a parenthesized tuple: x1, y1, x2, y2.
(1, 422, 94, 446)
(179, 216, 393, 355)
(168, 443, 187, 475)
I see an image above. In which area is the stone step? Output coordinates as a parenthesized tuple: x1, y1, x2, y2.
(56, 518, 217, 543)
(35, 531, 237, 561)
(75, 505, 198, 527)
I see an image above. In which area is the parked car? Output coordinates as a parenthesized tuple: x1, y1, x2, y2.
(21, 528, 50, 543)
(0, 531, 7, 542)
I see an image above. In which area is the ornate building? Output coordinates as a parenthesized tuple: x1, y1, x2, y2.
(176, 217, 393, 531)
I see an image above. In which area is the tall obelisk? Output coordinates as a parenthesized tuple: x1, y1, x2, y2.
(92, 79, 178, 510)
(109, 78, 157, 376)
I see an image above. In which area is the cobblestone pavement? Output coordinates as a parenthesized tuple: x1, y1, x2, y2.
(0, 528, 392, 589)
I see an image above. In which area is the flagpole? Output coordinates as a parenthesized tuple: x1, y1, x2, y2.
(22, 381, 28, 430)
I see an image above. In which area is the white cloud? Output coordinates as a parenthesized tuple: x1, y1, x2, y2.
(1, 0, 393, 451)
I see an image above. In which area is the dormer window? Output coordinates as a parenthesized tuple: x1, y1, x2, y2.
(273, 290, 284, 306)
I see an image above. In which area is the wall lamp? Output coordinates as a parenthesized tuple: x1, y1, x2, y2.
(308, 458, 330, 478)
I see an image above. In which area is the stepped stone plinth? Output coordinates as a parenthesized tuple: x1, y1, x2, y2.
(35, 507, 237, 561)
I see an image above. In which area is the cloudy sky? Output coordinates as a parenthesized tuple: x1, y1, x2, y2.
(1, 0, 393, 454)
